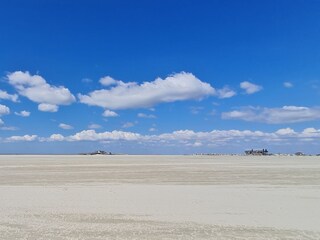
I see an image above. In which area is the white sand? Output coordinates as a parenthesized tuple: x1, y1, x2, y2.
(0, 155, 320, 239)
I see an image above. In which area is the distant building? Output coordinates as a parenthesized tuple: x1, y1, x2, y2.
(245, 149, 269, 156)
(295, 152, 305, 156)
(80, 150, 112, 155)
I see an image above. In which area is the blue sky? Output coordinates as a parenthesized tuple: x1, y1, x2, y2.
(1, 0, 320, 154)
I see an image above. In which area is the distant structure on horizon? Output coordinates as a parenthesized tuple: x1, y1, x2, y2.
(80, 150, 113, 155)
(245, 149, 269, 156)
(294, 152, 305, 156)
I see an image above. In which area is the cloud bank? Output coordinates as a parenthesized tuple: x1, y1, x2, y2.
(6, 134, 37, 142)
(10, 127, 312, 148)
(222, 106, 320, 124)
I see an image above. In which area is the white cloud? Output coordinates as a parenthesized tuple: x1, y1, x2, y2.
(38, 103, 58, 112)
(15, 110, 30, 117)
(0, 90, 18, 102)
(59, 123, 73, 130)
(0, 104, 10, 125)
(302, 127, 318, 135)
(6, 134, 37, 142)
(192, 141, 203, 147)
(240, 81, 262, 94)
(88, 124, 102, 129)
(153, 128, 320, 145)
(158, 129, 267, 141)
(99, 76, 137, 88)
(275, 128, 296, 136)
(222, 106, 320, 124)
(102, 109, 118, 117)
(47, 134, 65, 141)
(1, 126, 18, 131)
(122, 122, 135, 128)
(283, 82, 293, 88)
(7, 71, 75, 112)
(0, 104, 10, 116)
(137, 113, 156, 118)
(99, 76, 119, 86)
(216, 86, 236, 99)
(79, 72, 215, 110)
(68, 130, 141, 141)
(223, 110, 252, 119)
(299, 128, 320, 139)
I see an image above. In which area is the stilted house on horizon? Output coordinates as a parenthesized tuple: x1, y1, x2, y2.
(245, 149, 269, 156)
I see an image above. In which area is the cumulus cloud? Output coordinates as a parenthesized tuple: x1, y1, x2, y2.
(88, 124, 102, 129)
(222, 106, 320, 124)
(0, 104, 10, 116)
(301, 128, 320, 138)
(59, 123, 73, 130)
(240, 81, 262, 94)
(47, 134, 65, 141)
(283, 82, 293, 88)
(38, 103, 58, 112)
(99, 76, 136, 88)
(216, 86, 236, 99)
(0, 90, 18, 102)
(275, 128, 296, 136)
(6, 134, 37, 142)
(0, 105, 9, 125)
(137, 113, 156, 118)
(102, 109, 118, 117)
(15, 110, 30, 117)
(125, 129, 272, 149)
(152, 128, 320, 145)
(6, 71, 75, 112)
(275, 127, 320, 140)
(99, 76, 119, 86)
(68, 130, 141, 141)
(79, 72, 215, 110)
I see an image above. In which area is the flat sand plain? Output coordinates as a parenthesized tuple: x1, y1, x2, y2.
(0, 155, 320, 239)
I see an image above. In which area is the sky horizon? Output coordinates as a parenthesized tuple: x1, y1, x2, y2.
(1, 0, 320, 154)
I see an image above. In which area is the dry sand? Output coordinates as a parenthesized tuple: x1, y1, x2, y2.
(0, 155, 320, 239)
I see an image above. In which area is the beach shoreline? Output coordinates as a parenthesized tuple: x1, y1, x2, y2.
(1, 155, 319, 239)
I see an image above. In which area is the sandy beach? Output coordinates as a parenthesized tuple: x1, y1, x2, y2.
(0, 155, 320, 239)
